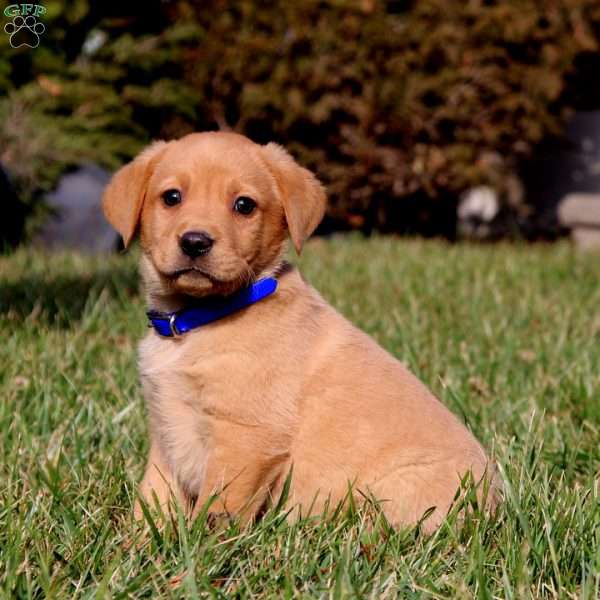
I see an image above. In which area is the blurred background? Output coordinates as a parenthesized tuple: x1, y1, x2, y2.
(2, 0, 600, 252)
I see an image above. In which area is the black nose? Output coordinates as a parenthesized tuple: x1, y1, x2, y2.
(179, 231, 214, 258)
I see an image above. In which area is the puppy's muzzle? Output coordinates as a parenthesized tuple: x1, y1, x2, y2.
(180, 230, 214, 258)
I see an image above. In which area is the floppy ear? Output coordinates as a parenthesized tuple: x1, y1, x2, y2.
(102, 141, 169, 247)
(261, 143, 326, 254)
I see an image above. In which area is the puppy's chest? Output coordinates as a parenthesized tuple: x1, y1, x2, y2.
(139, 333, 276, 431)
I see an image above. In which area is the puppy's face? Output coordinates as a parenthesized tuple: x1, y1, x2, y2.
(103, 132, 325, 298)
(138, 135, 287, 297)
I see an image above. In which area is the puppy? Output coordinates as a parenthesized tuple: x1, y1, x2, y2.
(103, 132, 496, 532)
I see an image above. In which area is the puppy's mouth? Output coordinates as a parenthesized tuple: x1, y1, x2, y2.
(168, 266, 219, 282)
(166, 267, 244, 292)
(158, 259, 252, 297)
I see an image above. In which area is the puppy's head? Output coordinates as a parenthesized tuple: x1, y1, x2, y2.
(103, 132, 325, 298)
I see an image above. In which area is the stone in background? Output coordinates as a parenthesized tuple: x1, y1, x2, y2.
(34, 165, 119, 253)
(558, 193, 600, 250)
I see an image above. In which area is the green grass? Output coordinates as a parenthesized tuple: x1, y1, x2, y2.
(1, 236, 599, 598)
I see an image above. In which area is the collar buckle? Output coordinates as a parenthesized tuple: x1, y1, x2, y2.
(168, 314, 181, 337)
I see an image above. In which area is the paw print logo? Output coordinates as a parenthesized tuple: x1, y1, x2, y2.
(4, 15, 45, 49)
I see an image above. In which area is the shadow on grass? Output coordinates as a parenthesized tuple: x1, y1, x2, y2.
(0, 262, 140, 328)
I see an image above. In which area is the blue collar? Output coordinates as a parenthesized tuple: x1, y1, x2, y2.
(147, 277, 278, 338)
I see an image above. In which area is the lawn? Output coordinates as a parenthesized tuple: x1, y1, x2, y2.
(1, 237, 599, 598)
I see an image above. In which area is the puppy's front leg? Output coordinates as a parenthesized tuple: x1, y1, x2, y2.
(135, 441, 186, 521)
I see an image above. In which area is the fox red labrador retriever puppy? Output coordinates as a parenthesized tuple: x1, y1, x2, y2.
(103, 132, 497, 532)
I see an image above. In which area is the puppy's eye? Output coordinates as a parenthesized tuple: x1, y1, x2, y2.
(162, 189, 182, 207)
(233, 196, 256, 216)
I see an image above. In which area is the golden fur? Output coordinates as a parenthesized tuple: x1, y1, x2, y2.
(103, 132, 497, 532)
